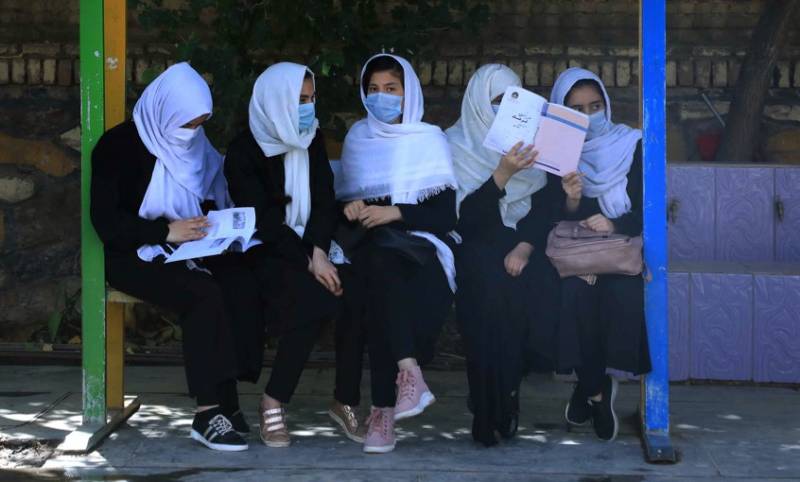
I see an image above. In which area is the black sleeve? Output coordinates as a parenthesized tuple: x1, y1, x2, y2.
(556, 142, 643, 236)
(455, 177, 508, 239)
(610, 142, 643, 237)
(551, 169, 601, 221)
(396, 188, 457, 234)
(563, 196, 601, 221)
(517, 175, 560, 249)
(302, 131, 336, 253)
(224, 137, 307, 266)
(90, 132, 169, 252)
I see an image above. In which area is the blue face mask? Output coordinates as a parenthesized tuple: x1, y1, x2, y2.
(298, 102, 316, 132)
(586, 111, 609, 140)
(365, 93, 403, 123)
(491, 104, 500, 114)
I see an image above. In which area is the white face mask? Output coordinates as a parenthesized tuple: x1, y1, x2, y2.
(169, 126, 202, 148)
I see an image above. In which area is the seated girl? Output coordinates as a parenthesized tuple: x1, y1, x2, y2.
(91, 63, 263, 452)
(224, 62, 366, 447)
(336, 54, 458, 454)
(547, 67, 652, 442)
(447, 64, 559, 446)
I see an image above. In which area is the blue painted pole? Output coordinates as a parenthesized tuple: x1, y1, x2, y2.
(640, 0, 675, 463)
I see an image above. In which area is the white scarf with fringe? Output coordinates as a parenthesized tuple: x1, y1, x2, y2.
(337, 54, 458, 292)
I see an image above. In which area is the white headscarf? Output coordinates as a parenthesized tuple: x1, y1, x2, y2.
(447, 64, 547, 229)
(133, 62, 231, 262)
(337, 54, 457, 292)
(337, 53, 457, 204)
(550, 67, 641, 219)
(249, 62, 319, 237)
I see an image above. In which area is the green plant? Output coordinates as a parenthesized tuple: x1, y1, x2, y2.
(46, 288, 82, 343)
(129, 0, 489, 145)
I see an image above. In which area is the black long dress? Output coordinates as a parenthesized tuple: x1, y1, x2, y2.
(224, 128, 365, 406)
(346, 189, 457, 408)
(224, 129, 339, 332)
(90, 120, 265, 402)
(548, 141, 651, 393)
(454, 176, 561, 446)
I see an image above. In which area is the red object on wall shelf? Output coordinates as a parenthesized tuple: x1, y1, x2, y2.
(696, 130, 722, 161)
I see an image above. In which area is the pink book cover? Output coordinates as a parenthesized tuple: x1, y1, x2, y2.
(533, 104, 589, 176)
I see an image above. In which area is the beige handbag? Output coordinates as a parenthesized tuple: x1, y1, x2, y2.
(545, 220, 643, 278)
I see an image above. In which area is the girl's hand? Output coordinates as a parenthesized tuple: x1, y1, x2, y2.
(358, 205, 402, 229)
(309, 246, 343, 296)
(494, 142, 538, 189)
(561, 172, 584, 201)
(504, 242, 534, 277)
(498, 141, 538, 176)
(581, 214, 615, 233)
(343, 200, 366, 222)
(166, 216, 209, 243)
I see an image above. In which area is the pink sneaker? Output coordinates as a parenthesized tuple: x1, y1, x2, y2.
(363, 406, 396, 454)
(393, 366, 435, 421)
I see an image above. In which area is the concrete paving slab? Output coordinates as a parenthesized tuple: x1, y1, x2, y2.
(1, 365, 798, 481)
(708, 443, 800, 479)
(0, 391, 79, 442)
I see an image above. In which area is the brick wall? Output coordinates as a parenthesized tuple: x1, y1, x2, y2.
(4, 37, 800, 158)
(7, 37, 800, 166)
(5, 40, 800, 91)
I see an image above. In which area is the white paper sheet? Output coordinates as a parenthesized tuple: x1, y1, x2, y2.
(482, 86, 589, 177)
(165, 207, 260, 263)
(483, 86, 547, 154)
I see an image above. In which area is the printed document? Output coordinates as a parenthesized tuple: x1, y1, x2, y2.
(483, 86, 590, 176)
(165, 207, 261, 263)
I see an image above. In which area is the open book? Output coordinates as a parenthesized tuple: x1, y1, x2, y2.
(483, 86, 589, 177)
(165, 207, 261, 263)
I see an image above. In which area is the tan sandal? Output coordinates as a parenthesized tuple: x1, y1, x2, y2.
(328, 401, 367, 443)
(258, 404, 291, 448)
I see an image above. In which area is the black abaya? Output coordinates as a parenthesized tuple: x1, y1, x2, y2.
(224, 127, 366, 404)
(454, 176, 560, 446)
(224, 128, 341, 335)
(90, 121, 265, 401)
(548, 141, 651, 382)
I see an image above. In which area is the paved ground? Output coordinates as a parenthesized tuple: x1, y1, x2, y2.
(1, 365, 799, 481)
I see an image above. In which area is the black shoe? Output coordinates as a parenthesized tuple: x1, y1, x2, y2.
(589, 375, 619, 441)
(190, 408, 249, 451)
(498, 387, 520, 439)
(565, 384, 592, 426)
(225, 409, 251, 435)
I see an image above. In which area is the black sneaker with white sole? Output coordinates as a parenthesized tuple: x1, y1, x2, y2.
(225, 409, 251, 436)
(190, 409, 249, 451)
(589, 375, 619, 441)
(565, 384, 592, 426)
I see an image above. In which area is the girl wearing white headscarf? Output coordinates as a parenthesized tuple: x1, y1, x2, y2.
(224, 62, 366, 448)
(336, 54, 457, 454)
(90, 62, 262, 452)
(446, 64, 560, 446)
(547, 67, 650, 442)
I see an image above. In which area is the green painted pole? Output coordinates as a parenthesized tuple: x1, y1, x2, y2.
(80, 0, 107, 425)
